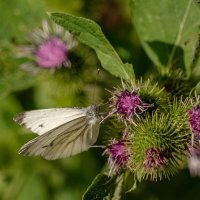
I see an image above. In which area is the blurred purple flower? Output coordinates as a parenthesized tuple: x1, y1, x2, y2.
(189, 105, 200, 139)
(17, 20, 77, 72)
(36, 37, 68, 68)
(143, 147, 168, 169)
(104, 135, 130, 174)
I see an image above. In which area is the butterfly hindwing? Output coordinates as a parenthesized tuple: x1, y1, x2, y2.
(42, 122, 89, 159)
(18, 106, 101, 160)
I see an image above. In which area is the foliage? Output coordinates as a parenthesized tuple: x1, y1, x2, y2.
(130, 0, 200, 77)
(0, 0, 200, 200)
(50, 12, 135, 82)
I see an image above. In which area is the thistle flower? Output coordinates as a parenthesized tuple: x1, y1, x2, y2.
(138, 79, 169, 112)
(189, 105, 200, 139)
(35, 37, 68, 68)
(188, 143, 200, 176)
(143, 147, 168, 169)
(130, 100, 191, 180)
(104, 135, 131, 174)
(17, 20, 77, 71)
(109, 81, 153, 122)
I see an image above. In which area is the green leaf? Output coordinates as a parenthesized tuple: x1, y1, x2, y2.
(195, 82, 200, 94)
(108, 175, 124, 200)
(50, 12, 135, 82)
(130, 0, 200, 76)
(191, 35, 200, 83)
(82, 173, 117, 200)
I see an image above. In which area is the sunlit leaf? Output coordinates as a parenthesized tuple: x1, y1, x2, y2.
(130, 0, 200, 76)
(50, 12, 135, 82)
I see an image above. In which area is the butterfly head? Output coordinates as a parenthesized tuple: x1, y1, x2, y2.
(86, 105, 100, 117)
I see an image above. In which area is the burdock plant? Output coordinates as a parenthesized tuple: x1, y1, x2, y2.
(130, 99, 191, 181)
(18, 0, 200, 199)
(17, 20, 77, 73)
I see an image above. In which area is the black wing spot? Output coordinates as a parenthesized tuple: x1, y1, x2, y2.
(38, 124, 44, 128)
(49, 141, 54, 147)
(42, 141, 54, 149)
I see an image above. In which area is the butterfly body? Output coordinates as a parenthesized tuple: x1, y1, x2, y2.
(14, 105, 101, 160)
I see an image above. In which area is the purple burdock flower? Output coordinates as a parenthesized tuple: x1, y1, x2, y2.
(104, 136, 130, 174)
(111, 88, 153, 121)
(116, 90, 142, 117)
(35, 37, 68, 68)
(188, 144, 200, 176)
(189, 105, 200, 139)
(17, 20, 77, 72)
(143, 147, 168, 169)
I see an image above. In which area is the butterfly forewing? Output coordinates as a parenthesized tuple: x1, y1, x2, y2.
(14, 108, 86, 135)
(15, 105, 101, 160)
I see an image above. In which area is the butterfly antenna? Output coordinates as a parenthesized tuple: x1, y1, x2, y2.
(100, 111, 115, 124)
(92, 68, 100, 104)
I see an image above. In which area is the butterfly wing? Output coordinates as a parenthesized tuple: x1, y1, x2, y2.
(19, 115, 100, 160)
(15, 105, 101, 160)
(14, 108, 85, 135)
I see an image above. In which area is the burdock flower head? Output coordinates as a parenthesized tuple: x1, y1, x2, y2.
(189, 105, 200, 139)
(188, 143, 200, 176)
(17, 20, 77, 71)
(109, 81, 153, 122)
(104, 134, 131, 174)
(143, 147, 168, 169)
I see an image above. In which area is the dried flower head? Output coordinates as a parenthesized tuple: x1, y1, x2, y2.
(109, 81, 153, 122)
(17, 20, 77, 72)
(188, 143, 200, 176)
(143, 147, 168, 169)
(104, 135, 131, 174)
(189, 105, 200, 139)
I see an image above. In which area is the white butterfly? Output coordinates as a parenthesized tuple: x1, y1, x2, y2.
(14, 105, 101, 160)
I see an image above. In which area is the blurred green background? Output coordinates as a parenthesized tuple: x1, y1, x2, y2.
(0, 0, 200, 199)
